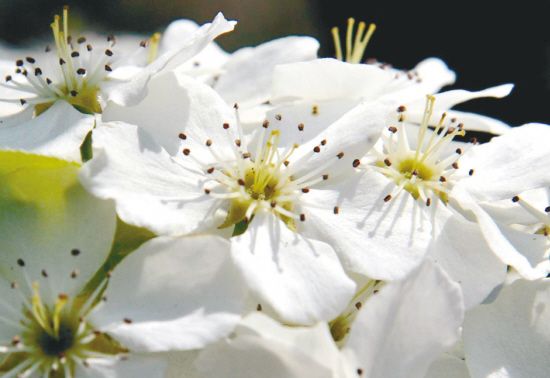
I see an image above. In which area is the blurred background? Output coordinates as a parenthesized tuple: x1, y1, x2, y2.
(0, 0, 548, 127)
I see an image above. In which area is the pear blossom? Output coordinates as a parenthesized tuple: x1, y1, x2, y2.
(79, 72, 393, 325)
(0, 151, 247, 377)
(195, 260, 464, 378)
(0, 7, 235, 162)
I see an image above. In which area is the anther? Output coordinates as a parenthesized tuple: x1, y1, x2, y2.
(206, 139, 212, 147)
(235, 139, 241, 147)
(223, 123, 230, 129)
(105, 49, 113, 57)
(262, 120, 270, 128)
(11, 281, 18, 289)
(42, 269, 48, 277)
(384, 195, 392, 202)
(426, 198, 431, 207)
(298, 123, 304, 131)
(312, 105, 318, 115)
(275, 114, 282, 121)
(301, 188, 310, 193)
(469, 169, 474, 176)
(238, 179, 245, 186)
(76, 68, 86, 75)
(107, 35, 116, 44)
(70, 90, 78, 97)
(323, 174, 329, 180)
(87, 44, 92, 52)
(455, 148, 462, 155)
(397, 105, 406, 112)
(71, 51, 80, 58)
(284, 161, 290, 166)
(257, 304, 262, 311)
(71, 269, 79, 278)
(45, 45, 51, 52)
(178, 133, 187, 140)
(313, 146, 321, 153)
(470, 137, 478, 144)
(46, 78, 52, 84)
(512, 196, 520, 203)
(207, 167, 215, 174)
(183, 148, 190, 155)
(15, 68, 21, 73)
(11, 336, 20, 346)
(17, 258, 25, 267)
(398, 115, 405, 122)
(451, 118, 457, 123)
(300, 214, 306, 221)
(412, 169, 418, 176)
(123, 318, 133, 324)
(452, 162, 459, 169)
(204, 189, 210, 194)
(15, 59, 23, 67)
(22, 70, 27, 76)
(333, 206, 339, 214)
(105, 65, 112, 72)
(357, 368, 363, 376)
(5, 75, 11, 82)
(71, 249, 80, 256)
(270, 201, 276, 208)
(234, 103, 239, 109)
(439, 176, 446, 182)
(457, 123, 464, 130)
(353, 159, 361, 168)
(59, 58, 66, 65)
(383, 158, 392, 166)
(337, 152, 345, 159)
(545, 206, 550, 213)
(140, 40, 148, 48)
(77, 37, 86, 44)
(20, 99, 26, 105)
(388, 126, 398, 133)
(26, 57, 35, 64)
(33, 68, 43, 77)
(355, 302, 362, 310)
(242, 153, 251, 159)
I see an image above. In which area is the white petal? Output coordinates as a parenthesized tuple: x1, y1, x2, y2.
(271, 58, 395, 103)
(0, 101, 95, 162)
(231, 210, 356, 325)
(103, 72, 236, 161)
(456, 123, 550, 202)
(463, 279, 550, 378)
(299, 170, 452, 280)
(342, 260, 464, 378)
(79, 122, 218, 236)
(0, 156, 116, 299)
(451, 186, 549, 280)
(428, 215, 507, 309)
(75, 356, 167, 378)
(103, 13, 235, 107)
(92, 235, 246, 352)
(214, 36, 319, 108)
(425, 355, 470, 378)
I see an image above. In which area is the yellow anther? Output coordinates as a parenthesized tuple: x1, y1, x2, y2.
(332, 18, 376, 64)
(148, 32, 161, 64)
(53, 294, 69, 339)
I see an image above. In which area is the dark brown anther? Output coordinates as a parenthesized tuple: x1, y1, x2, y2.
(34, 68, 42, 76)
(223, 123, 230, 129)
(178, 133, 187, 140)
(384, 194, 392, 202)
(70, 90, 78, 97)
(470, 137, 478, 144)
(301, 188, 310, 193)
(451, 118, 457, 123)
(262, 120, 269, 128)
(357, 368, 363, 375)
(313, 146, 321, 153)
(337, 152, 344, 159)
(512, 196, 520, 203)
(59, 58, 66, 65)
(67, 35, 72, 44)
(383, 158, 392, 166)
(373, 289, 379, 294)
(238, 179, 245, 186)
(16, 59, 23, 67)
(193, 61, 200, 67)
(45, 45, 51, 52)
(457, 123, 464, 130)
(270, 201, 276, 208)
(71, 269, 78, 278)
(257, 304, 262, 311)
(46, 78, 52, 84)
(21, 70, 28, 76)
(545, 206, 550, 213)
(275, 114, 282, 121)
(11, 281, 18, 289)
(312, 105, 318, 115)
(42, 269, 48, 277)
(105, 65, 113, 72)
(140, 40, 148, 48)
(355, 302, 362, 310)
(469, 169, 474, 176)
(206, 139, 212, 147)
(206, 167, 215, 174)
(11, 336, 20, 346)
(20, 99, 26, 105)
(452, 162, 459, 169)
(71, 51, 80, 58)
(71, 249, 80, 256)
(284, 161, 290, 166)
(300, 214, 306, 221)
(353, 159, 361, 168)
(235, 139, 241, 147)
(320, 139, 327, 146)
(426, 198, 431, 207)
(5, 75, 11, 82)
(388, 126, 398, 133)
(242, 152, 251, 159)
(105, 49, 113, 57)
(455, 148, 462, 155)
(107, 35, 116, 44)
(333, 206, 339, 214)
(298, 123, 304, 131)
(26, 57, 35, 64)
(233, 103, 239, 109)
(397, 105, 406, 112)
(17, 258, 25, 267)
(15, 68, 21, 74)
(439, 176, 446, 182)
(183, 148, 190, 155)
(323, 174, 329, 180)
(77, 37, 86, 44)
(87, 44, 92, 52)
(76, 68, 86, 75)
(412, 169, 418, 176)
(123, 318, 133, 324)
(204, 189, 210, 194)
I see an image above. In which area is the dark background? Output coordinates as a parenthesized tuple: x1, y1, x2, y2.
(1, 0, 548, 127)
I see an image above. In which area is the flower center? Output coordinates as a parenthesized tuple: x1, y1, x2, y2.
(331, 18, 376, 63)
(370, 95, 473, 206)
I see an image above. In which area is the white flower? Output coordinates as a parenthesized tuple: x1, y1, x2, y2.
(195, 260, 465, 378)
(0, 152, 247, 377)
(0, 8, 235, 162)
(79, 73, 390, 325)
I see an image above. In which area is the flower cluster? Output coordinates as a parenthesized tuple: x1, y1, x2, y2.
(0, 8, 548, 378)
